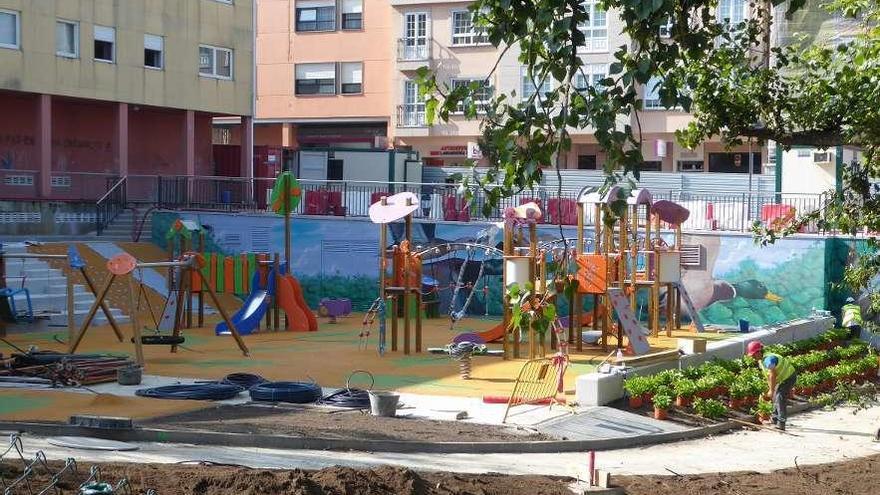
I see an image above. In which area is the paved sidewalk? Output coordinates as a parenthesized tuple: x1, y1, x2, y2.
(10, 404, 879, 477)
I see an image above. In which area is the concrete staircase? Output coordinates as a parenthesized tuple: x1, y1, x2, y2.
(2, 243, 129, 328)
(97, 208, 153, 242)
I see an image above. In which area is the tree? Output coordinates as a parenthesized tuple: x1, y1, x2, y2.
(418, 0, 880, 308)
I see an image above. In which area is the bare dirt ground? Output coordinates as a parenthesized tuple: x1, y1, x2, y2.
(143, 404, 551, 442)
(615, 453, 880, 495)
(0, 461, 575, 495)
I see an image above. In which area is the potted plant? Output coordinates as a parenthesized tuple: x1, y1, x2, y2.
(692, 398, 728, 421)
(673, 378, 698, 407)
(623, 376, 652, 408)
(752, 398, 773, 423)
(652, 392, 673, 420)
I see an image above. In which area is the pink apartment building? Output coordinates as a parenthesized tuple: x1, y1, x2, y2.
(246, 0, 763, 176)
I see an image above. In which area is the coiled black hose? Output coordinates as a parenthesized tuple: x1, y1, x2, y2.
(135, 384, 244, 400)
(248, 381, 322, 403)
(221, 373, 267, 389)
(319, 388, 372, 408)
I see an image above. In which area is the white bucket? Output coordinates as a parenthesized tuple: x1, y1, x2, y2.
(368, 391, 399, 417)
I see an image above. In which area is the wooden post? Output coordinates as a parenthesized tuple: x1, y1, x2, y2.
(127, 273, 145, 366)
(69, 274, 116, 354)
(80, 269, 125, 342)
(198, 231, 205, 328)
(66, 266, 75, 344)
(273, 253, 281, 331)
(403, 212, 412, 354)
(527, 223, 537, 359)
(198, 267, 249, 356)
(502, 225, 513, 360)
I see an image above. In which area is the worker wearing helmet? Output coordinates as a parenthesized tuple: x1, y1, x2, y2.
(841, 297, 863, 340)
(746, 340, 797, 431)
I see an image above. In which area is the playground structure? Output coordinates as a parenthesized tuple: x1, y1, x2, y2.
(368, 191, 423, 355)
(0, 245, 125, 342)
(571, 187, 701, 358)
(70, 252, 249, 367)
(500, 202, 551, 360)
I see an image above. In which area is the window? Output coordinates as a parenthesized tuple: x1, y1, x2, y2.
(644, 76, 663, 109)
(56, 20, 78, 57)
(93, 25, 115, 62)
(340, 62, 363, 94)
(295, 63, 336, 95)
(579, 0, 607, 52)
(451, 10, 488, 46)
(451, 78, 492, 113)
(718, 0, 745, 24)
(341, 0, 362, 30)
(144, 34, 163, 69)
(199, 45, 233, 79)
(400, 80, 426, 127)
(678, 160, 704, 172)
(642, 161, 663, 171)
(659, 17, 673, 38)
(0, 9, 20, 50)
(575, 63, 608, 92)
(296, 1, 336, 32)
(796, 148, 812, 158)
(577, 155, 597, 170)
(520, 67, 552, 104)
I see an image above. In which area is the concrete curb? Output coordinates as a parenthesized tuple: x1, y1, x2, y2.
(0, 419, 738, 454)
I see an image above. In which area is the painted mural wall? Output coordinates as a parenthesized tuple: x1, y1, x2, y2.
(152, 211, 835, 328)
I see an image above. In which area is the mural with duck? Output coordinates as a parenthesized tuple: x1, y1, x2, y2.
(152, 212, 831, 328)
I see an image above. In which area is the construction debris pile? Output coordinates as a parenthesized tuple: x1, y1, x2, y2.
(0, 350, 134, 388)
(0, 434, 156, 494)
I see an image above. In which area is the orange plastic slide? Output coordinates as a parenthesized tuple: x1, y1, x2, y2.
(286, 274, 318, 331)
(275, 274, 311, 332)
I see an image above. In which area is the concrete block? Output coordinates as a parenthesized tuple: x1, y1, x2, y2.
(678, 337, 706, 354)
(576, 371, 624, 407)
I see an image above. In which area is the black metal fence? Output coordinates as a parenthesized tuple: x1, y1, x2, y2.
(112, 175, 828, 234)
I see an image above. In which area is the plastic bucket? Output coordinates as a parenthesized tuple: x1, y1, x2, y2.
(739, 319, 750, 333)
(368, 391, 399, 417)
(117, 365, 143, 386)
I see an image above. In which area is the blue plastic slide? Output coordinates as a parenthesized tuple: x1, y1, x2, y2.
(215, 268, 276, 336)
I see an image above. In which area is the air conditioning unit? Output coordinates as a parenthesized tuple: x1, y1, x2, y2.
(813, 151, 833, 165)
(680, 244, 702, 267)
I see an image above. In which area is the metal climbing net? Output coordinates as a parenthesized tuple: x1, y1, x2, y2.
(0, 434, 155, 495)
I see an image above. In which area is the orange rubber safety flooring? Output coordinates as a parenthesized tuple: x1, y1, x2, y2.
(0, 314, 730, 422)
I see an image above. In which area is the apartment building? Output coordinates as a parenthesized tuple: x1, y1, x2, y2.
(0, 0, 254, 199)
(250, 0, 392, 149)
(389, 0, 764, 174)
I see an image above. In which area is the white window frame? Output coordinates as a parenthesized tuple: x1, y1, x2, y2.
(55, 19, 79, 58)
(295, 62, 337, 95)
(339, 61, 363, 95)
(0, 9, 21, 50)
(644, 76, 663, 109)
(578, 0, 608, 53)
(450, 10, 488, 46)
(93, 25, 115, 63)
(213, 0, 234, 4)
(520, 67, 553, 104)
(718, 0, 746, 24)
(144, 34, 164, 70)
(341, 0, 363, 30)
(199, 44, 233, 80)
(575, 63, 608, 92)
(296, 1, 336, 32)
(451, 78, 492, 114)
(400, 79, 426, 127)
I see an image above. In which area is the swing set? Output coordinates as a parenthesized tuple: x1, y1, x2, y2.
(69, 252, 248, 367)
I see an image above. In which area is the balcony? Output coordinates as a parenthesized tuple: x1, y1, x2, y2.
(396, 104, 429, 136)
(397, 38, 432, 71)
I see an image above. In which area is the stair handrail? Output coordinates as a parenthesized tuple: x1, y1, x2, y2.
(96, 176, 127, 236)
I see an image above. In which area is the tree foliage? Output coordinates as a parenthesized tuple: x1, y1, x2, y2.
(418, 0, 880, 306)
